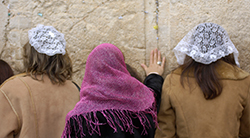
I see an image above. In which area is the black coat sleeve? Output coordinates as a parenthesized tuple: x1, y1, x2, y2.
(143, 74, 164, 113)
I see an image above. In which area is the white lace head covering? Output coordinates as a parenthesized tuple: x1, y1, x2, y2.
(173, 23, 239, 66)
(28, 24, 66, 56)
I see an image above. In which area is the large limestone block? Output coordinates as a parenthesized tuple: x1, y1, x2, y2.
(9, 17, 32, 30)
(158, 0, 250, 77)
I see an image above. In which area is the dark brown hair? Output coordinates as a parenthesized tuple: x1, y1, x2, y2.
(180, 54, 237, 100)
(23, 42, 72, 84)
(0, 59, 14, 85)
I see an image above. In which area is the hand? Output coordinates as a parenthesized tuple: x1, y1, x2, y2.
(141, 49, 166, 76)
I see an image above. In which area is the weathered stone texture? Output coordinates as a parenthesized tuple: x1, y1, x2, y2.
(9, 17, 32, 30)
(145, 0, 158, 65)
(1, 0, 250, 84)
(0, 3, 8, 58)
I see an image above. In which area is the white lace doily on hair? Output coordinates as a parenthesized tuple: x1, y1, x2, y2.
(173, 23, 239, 67)
(28, 24, 66, 56)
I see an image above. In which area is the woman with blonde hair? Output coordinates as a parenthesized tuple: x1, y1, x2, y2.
(0, 24, 79, 138)
(155, 23, 250, 138)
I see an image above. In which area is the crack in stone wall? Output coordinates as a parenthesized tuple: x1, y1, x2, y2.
(68, 0, 109, 31)
(155, 0, 159, 48)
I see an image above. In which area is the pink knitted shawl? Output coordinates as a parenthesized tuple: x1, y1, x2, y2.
(62, 43, 157, 137)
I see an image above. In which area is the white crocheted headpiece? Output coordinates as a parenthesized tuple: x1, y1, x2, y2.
(28, 24, 66, 56)
(173, 23, 239, 66)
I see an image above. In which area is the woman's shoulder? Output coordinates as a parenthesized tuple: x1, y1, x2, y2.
(0, 73, 27, 88)
(163, 69, 182, 86)
(0, 73, 32, 101)
(216, 61, 249, 80)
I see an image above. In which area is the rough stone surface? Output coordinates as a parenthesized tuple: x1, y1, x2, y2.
(145, 0, 158, 65)
(1, 0, 250, 85)
(0, 3, 8, 58)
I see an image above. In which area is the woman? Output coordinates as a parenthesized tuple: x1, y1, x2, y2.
(62, 43, 165, 138)
(0, 24, 80, 138)
(0, 59, 14, 85)
(155, 23, 250, 138)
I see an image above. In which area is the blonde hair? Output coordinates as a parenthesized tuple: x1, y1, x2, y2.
(23, 42, 72, 84)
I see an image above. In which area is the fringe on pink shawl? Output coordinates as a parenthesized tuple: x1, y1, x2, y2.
(61, 103, 157, 138)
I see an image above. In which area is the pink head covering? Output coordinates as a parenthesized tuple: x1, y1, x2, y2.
(62, 43, 157, 137)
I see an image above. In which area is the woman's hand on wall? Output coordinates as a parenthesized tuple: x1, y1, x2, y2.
(141, 49, 166, 76)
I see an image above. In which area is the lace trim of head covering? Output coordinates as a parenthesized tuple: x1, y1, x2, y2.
(28, 24, 66, 56)
(173, 22, 239, 66)
(62, 43, 157, 137)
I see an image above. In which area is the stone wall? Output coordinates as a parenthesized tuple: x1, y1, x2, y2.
(1, 0, 250, 85)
